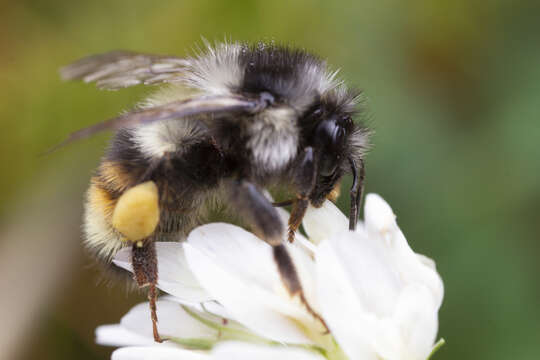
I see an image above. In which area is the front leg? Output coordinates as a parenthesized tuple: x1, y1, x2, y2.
(347, 157, 365, 231)
(288, 147, 316, 242)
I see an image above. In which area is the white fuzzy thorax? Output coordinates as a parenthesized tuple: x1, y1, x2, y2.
(247, 107, 299, 171)
(182, 42, 243, 96)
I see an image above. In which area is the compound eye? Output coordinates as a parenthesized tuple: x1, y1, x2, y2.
(314, 118, 347, 176)
(315, 118, 346, 151)
(333, 126, 345, 150)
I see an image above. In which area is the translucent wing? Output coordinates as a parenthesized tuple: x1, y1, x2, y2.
(47, 95, 268, 153)
(60, 51, 190, 90)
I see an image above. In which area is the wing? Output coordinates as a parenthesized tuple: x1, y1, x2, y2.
(47, 95, 268, 153)
(60, 51, 190, 90)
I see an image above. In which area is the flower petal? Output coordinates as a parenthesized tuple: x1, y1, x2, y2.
(120, 300, 218, 340)
(370, 284, 439, 360)
(396, 234, 444, 308)
(317, 194, 443, 360)
(284, 241, 320, 314)
(212, 342, 325, 360)
(112, 346, 210, 360)
(162, 295, 231, 321)
(363, 194, 444, 308)
(185, 223, 315, 344)
(315, 238, 379, 360)
(112, 247, 132, 270)
(114, 243, 212, 303)
(364, 193, 397, 236)
(96, 325, 155, 347)
(393, 284, 438, 360)
(302, 201, 349, 244)
(416, 254, 437, 270)
(323, 228, 402, 316)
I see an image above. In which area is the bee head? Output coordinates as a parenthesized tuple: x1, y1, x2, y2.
(300, 87, 370, 207)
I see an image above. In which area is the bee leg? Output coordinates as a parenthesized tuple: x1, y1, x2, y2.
(272, 199, 294, 207)
(111, 180, 162, 342)
(288, 147, 316, 242)
(347, 157, 365, 231)
(226, 180, 295, 290)
(285, 147, 329, 330)
(226, 178, 327, 330)
(288, 200, 309, 243)
(227, 179, 284, 246)
(132, 240, 163, 343)
(226, 179, 295, 288)
(273, 244, 328, 331)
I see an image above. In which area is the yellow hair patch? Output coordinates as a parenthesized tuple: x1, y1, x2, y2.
(87, 179, 116, 217)
(99, 161, 133, 193)
(112, 181, 160, 242)
(328, 183, 341, 202)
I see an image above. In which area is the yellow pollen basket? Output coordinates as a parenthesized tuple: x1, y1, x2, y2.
(112, 181, 160, 242)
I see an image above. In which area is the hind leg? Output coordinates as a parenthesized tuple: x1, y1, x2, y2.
(131, 240, 162, 342)
(111, 180, 163, 342)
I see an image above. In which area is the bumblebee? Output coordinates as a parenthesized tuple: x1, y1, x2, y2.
(60, 41, 370, 342)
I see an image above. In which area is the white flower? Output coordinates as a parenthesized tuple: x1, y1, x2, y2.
(101, 194, 444, 360)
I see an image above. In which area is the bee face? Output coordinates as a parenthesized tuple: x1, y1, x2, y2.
(61, 40, 370, 342)
(294, 88, 364, 207)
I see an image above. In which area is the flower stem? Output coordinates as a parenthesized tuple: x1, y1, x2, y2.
(427, 338, 446, 359)
(181, 304, 336, 358)
(181, 305, 271, 344)
(165, 337, 216, 350)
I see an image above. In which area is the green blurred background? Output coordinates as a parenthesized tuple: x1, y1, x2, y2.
(1, 1, 539, 359)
